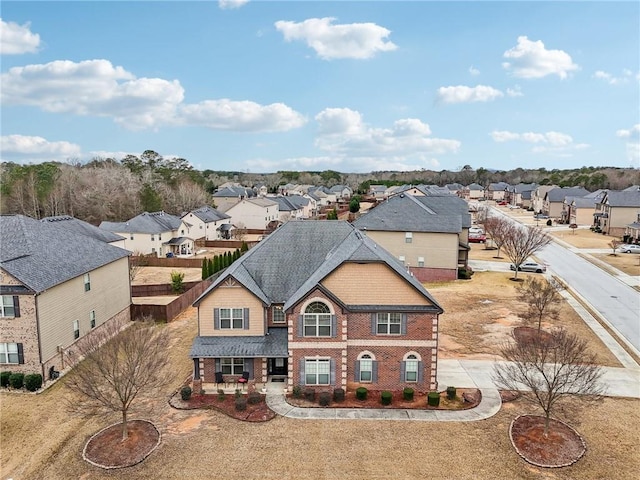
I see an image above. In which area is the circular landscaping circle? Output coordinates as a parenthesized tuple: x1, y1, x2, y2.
(83, 419, 161, 469)
(509, 415, 586, 468)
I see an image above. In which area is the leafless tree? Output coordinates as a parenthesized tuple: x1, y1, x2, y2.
(129, 252, 148, 282)
(64, 318, 171, 441)
(516, 277, 562, 332)
(502, 225, 551, 279)
(233, 222, 247, 241)
(481, 215, 512, 257)
(608, 239, 621, 255)
(493, 328, 605, 436)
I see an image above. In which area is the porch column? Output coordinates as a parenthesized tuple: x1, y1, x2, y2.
(193, 358, 200, 380)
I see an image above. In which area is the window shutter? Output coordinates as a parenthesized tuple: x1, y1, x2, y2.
(354, 360, 360, 381)
(370, 313, 377, 335)
(299, 358, 305, 385)
(297, 315, 303, 337)
(331, 315, 337, 338)
(401, 313, 408, 335)
(244, 359, 254, 379)
(330, 358, 336, 385)
(17, 343, 24, 364)
(13, 296, 20, 317)
(400, 361, 406, 382)
(214, 308, 220, 330)
(418, 361, 424, 383)
(215, 358, 221, 371)
(243, 308, 250, 330)
(372, 361, 378, 382)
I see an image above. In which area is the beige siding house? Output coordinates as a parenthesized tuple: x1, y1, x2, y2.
(190, 221, 443, 395)
(595, 189, 640, 236)
(221, 197, 279, 230)
(1, 215, 131, 382)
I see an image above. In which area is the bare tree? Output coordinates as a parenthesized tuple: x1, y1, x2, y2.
(502, 225, 551, 279)
(129, 252, 148, 282)
(233, 222, 247, 241)
(65, 319, 171, 441)
(481, 215, 512, 257)
(516, 277, 561, 332)
(493, 328, 604, 436)
(608, 239, 621, 255)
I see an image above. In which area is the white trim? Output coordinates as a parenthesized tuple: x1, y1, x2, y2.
(348, 339, 436, 347)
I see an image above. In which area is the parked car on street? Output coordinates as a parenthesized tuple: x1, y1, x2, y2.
(510, 262, 547, 273)
(534, 213, 550, 219)
(497, 201, 508, 206)
(618, 244, 640, 254)
(469, 226, 484, 235)
(469, 233, 487, 243)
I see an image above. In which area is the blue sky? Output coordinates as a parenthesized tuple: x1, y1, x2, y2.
(1, 0, 639, 173)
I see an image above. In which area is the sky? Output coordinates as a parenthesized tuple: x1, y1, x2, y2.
(1, 0, 639, 174)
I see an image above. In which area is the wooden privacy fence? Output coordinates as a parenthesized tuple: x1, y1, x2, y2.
(131, 281, 203, 297)
(130, 278, 213, 322)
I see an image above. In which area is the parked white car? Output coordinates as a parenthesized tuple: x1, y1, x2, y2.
(618, 244, 640, 254)
(510, 262, 547, 273)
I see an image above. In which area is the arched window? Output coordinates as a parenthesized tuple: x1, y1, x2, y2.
(402, 352, 422, 383)
(356, 351, 377, 383)
(303, 301, 332, 337)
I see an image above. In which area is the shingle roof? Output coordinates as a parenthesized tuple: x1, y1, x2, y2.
(352, 194, 470, 233)
(193, 221, 443, 313)
(1, 215, 129, 293)
(212, 186, 255, 198)
(546, 187, 590, 202)
(41, 215, 124, 243)
(605, 190, 640, 207)
(467, 183, 484, 190)
(185, 206, 230, 223)
(566, 196, 596, 208)
(100, 211, 181, 234)
(189, 328, 288, 358)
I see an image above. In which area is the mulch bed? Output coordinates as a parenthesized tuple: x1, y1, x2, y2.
(169, 391, 276, 422)
(83, 420, 160, 469)
(513, 326, 554, 346)
(509, 415, 586, 468)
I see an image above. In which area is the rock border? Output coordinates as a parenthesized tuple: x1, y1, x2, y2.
(82, 419, 161, 470)
(509, 414, 586, 468)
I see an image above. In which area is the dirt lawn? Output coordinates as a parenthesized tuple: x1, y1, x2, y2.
(590, 252, 640, 277)
(132, 266, 203, 285)
(549, 228, 619, 249)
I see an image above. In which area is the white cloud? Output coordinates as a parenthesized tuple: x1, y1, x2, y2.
(0, 134, 81, 162)
(506, 86, 524, 97)
(616, 124, 640, 139)
(179, 99, 306, 132)
(314, 108, 460, 157)
(245, 155, 440, 174)
(0, 18, 40, 55)
(593, 69, 637, 85)
(274, 17, 397, 60)
(1, 59, 306, 132)
(468, 66, 480, 76)
(616, 124, 640, 165)
(436, 85, 504, 104)
(502, 36, 578, 79)
(218, 0, 249, 10)
(491, 129, 588, 156)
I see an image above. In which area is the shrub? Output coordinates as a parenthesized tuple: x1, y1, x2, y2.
(458, 266, 474, 280)
(235, 388, 242, 398)
(24, 373, 43, 392)
(356, 387, 368, 400)
(247, 391, 262, 405)
(235, 397, 247, 411)
(217, 388, 225, 401)
(0, 371, 12, 388)
(318, 391, 331, 407)
(402, 387, 414, 401)
(170, 271, 185, 294)
(304, 387, 316, 402)
(446, 386, 457, 400)
(427, 391, 440, 407)
(180, 386, 192, 400)
(546, 219, 553, 227)
(380, 391, 393, 406)
(9, 373, 24, 390)
(292, 385, 302, 398)
(333, 387, 345, 402)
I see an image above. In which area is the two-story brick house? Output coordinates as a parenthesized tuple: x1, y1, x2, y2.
(190, 221, 443, 394)
(1, 215, 131, 381)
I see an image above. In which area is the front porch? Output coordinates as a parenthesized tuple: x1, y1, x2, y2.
(200, 375, 288, 395)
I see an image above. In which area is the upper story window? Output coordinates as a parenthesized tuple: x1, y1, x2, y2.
(83, 273, 91, 292)
(418, 257, 425, 268)
(151, 234, 155, 241)
(0, 296, 19, 318)
(405, 232, 413, 243)
(376, 313, 402, 335)
(303, 301, 332, 337)
(130, 235, 134, 240)
(158, 234, 162, 241)
(272, 306, 286, 324)
(220, 308, 244, 329)
(73, 319, 80, 339)
(399, 256, 405, 266)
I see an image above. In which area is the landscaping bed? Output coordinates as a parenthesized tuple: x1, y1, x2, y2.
(169, 390, 276, 422)
(83, 420, 160, 469)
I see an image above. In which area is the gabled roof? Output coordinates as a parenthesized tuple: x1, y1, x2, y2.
(566, 196, 596, 208)
(352, 194, 470, 233)
(100, 211, 182, 234)
(213, 186, 256, 198)
(604, 190, 640, 207)
(513, 183, 537, 193)
(193, 221, 442, 313)
(487, 182, 510, 191)
(445, 183, 464, 191)
(1, 215, 129, 293)
(274, 196, 309, 212)
(622, 185, 640, 192)
(467, 183, 484, 190)
(329, 184, 351, 193)
(183, 206, 230, 223)
(546, 187, 590, 202)
(41, 215, 124, 243)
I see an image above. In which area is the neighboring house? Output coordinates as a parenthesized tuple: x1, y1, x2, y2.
(309, 186, 336, 205)
(466, 183, 485, 200)
(445, 183, 464, 195)
(274, 195, 310, 222)
(353, 193, 471, 282)
(485, 182, 510, 201)
(189, 221, 443, 395)
(0, 215, 131, 380)
(255, 183, 269, 197)
(506, 183, 536, 207)
(531, 185, 558, 214)
(100, 211, 184, 257)
(369, 185, 388, 201)
(329, 184, 353, 200)
(212, 186, 256, 212)
(594, 190, 640, 236)
(624, 214, 640, 243)
(180, 206, 231, 241)
(543, 187, 590, 219)
(563, 196, 597, 225)
(222, 197, 279, 231)
(41, 215, 126, 249)
(306, 188, 330, 207)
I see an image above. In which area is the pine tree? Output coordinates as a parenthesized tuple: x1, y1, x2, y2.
(201, 258, 209, 280)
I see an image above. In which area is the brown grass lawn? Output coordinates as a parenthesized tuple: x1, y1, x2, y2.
(426, 272, 621, 367)
(132, 266, 203, 285)
(549, 228, 619, 249)
(468, 242, 511, 262)
(590, 252, 640, 277)
(1, 280, 635, 479)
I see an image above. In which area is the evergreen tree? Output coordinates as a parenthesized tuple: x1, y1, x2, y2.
(241, 241, 249, 253)
(201, 258, 209, 280)
(212, 255, 219, 273)
(208, 257, 214, 275)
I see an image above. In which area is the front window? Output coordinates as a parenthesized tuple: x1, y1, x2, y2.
(221, 358, 244, 375)
(272, 306, 285, 324)
(220, 308, 244, 329)
(359, 354, 372, 382)
(305, 358, 330, 385)
(0, 296, 15, 317)
(90, 310, 96, 329)
(418, 257, 425, 268)
(73, 320, 80, 339)
(83, 273, 91, 292)
(377, 313, 401, 335)
(304, 301, 331, 337)
(0, 343, 19, 364)
(405, 232, 413, 243)
(405, 354, 418, 382)
(151, 234, 155, 241)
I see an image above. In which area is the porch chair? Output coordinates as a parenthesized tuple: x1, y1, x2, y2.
(237, 371, 250, 389)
